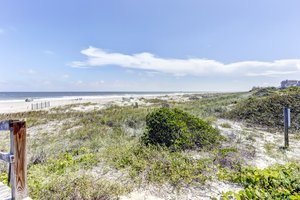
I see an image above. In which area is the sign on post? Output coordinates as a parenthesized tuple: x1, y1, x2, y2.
(283, 107, 290, 147)
(287, 108, 291, 127)
(0, 120, 10, 131)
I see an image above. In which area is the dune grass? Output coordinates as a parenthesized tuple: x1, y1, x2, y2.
(2, 92, 298, 199)
(226, 87, 300, 130)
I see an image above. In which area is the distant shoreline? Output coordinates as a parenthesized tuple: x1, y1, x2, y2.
(0, 91, 200, 102)
(0, 92, 199, 114)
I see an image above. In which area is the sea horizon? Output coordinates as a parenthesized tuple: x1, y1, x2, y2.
(0, 91, 200, 101)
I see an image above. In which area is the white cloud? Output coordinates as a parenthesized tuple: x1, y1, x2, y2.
(146, 71, 160, 77)
(246, 70, 297, 77)
(71, 47, 300, 77)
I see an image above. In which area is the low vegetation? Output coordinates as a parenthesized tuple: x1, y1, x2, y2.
(250, 86, 278, 97)
(226, 87, 300, 130)
(220, 122, 232, 128)
(219, 163, 300, 199)
(103, 142, 212, 187)
(0, 91, 299, 199)
(142, 108, 223, 150)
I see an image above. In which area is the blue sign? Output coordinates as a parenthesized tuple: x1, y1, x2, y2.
(287, 108, 291, 127)
(0, 121, 9, 131)
(284, 108, 291, 128)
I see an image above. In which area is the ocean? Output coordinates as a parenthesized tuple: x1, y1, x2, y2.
(0, 92, 178, 101)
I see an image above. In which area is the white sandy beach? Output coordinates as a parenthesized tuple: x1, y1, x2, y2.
(0, 93, 192, 114)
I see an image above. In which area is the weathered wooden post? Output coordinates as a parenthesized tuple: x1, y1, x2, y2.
(283, 107, 290, 148)
(0, 120, 29, 200)
(12, 121, 28, 199)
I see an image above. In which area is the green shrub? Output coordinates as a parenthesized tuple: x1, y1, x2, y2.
(220, 164, 300, 199)
(174, 92, 246, 119)
(251, 87, 277, 97)
(226, 90, 300, 129)
(142, 108, 222, 150)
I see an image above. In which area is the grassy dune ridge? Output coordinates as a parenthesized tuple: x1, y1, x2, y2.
(0, 92, 299, 199)
(226, 87, 300, 130)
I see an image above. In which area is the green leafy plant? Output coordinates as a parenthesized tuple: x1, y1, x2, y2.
(220, 163, 300, 199)
(226, 89, 300, 130)
(142, 108, 222, 150)
(0, 172, 8, 185)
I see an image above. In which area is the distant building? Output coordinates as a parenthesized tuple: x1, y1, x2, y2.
(281, 80, 299, 88)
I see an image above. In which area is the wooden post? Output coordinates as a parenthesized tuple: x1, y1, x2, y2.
(284, 107, 290, 148)
(9, 126, 16, 200)
(11, 121, 28, 199)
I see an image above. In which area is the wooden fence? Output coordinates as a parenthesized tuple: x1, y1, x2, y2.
(0, 120, 28, 200)
(31, 101, 50, 110)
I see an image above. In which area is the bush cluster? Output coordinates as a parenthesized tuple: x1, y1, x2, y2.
(220, 164, 300, 199)
(251, 86, 277, 97)
(142, 108, 222, 150)
(226, 89, 300, 129)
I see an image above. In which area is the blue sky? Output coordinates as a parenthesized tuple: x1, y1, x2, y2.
(0, 0, 300, 91)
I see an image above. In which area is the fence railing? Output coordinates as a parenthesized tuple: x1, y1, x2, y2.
(0, 120, 28, 199)
(31, 101, 50, 110)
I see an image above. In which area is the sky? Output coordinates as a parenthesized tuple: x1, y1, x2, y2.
(0, 0, 300, 92)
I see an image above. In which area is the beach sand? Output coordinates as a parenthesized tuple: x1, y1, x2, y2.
(0, 93, 191, 114)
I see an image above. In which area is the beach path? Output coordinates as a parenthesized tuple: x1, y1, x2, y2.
(0, 182, 11, 200)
